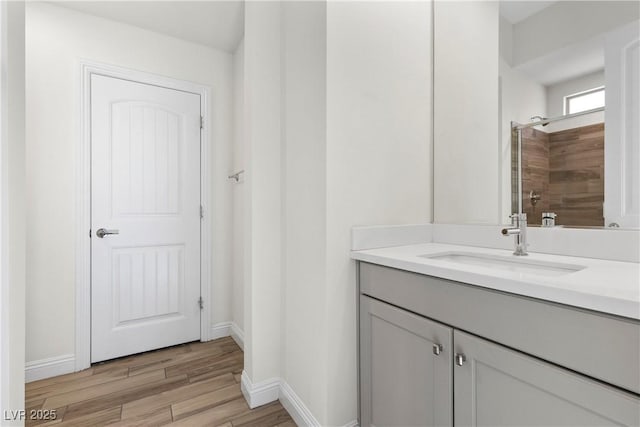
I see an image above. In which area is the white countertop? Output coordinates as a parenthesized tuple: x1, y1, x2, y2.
(351, 243, 640, 320)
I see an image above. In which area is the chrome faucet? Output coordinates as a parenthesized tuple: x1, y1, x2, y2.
(502, 213, 528, 256)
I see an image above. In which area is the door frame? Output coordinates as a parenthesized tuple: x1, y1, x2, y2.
(75, 60, 212, 371)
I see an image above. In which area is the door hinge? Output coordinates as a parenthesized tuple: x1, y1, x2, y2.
(200, 205, 204, 219)
(200, 116, 204, 129)
(198, 296, 204, 310)
(89, 229, 92, 238)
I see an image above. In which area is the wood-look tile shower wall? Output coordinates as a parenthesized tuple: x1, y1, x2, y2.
(521, 127, 550, 225)
(519, 123, 604, 227)
(549, 123, 604, 227)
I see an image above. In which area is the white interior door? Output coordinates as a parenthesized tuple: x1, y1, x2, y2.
(604, 20, 640, 228)
(91, 74, 201, 363)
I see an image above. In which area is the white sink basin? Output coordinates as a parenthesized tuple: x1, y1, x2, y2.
(419, 251, 585, 277)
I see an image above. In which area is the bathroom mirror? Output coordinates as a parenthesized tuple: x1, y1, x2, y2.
(501, 0, 639, 229)
(433, 1, 640, 229)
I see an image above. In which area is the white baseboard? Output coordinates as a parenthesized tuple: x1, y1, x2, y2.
(25, 354, 75, 383)
(209, 321, 244, 350)
(240, 371, 358, 427)
(210, 321, 233, 340)
(279, 380, 321, 426)
(230, 322, 244, 350)
(240, 370, 280, 409)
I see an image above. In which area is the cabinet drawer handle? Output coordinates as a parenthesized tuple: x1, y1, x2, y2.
(432, 343, 443, 356)
(455, 353, 466, 366)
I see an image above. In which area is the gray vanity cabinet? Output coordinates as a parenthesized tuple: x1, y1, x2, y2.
(358, 262, 640, 427)
(454, 330, 640, 427)
(359, 295, 453, 427)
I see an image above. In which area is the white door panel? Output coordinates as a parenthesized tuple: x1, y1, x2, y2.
(111, 103, 182, 216)
(604, 20, 640, 228)
(91, 74, 201, 363)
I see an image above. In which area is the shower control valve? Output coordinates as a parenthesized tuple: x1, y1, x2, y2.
(541, 212, 557, 227)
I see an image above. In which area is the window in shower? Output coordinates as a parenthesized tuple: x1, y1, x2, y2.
(564, 86, 605, 115)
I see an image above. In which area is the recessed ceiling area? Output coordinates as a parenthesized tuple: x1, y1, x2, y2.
(500, 1, 638, 86)
(499, 1, 557, 24)
(52, 1, 245, 52)
(515, 36, 605, 86)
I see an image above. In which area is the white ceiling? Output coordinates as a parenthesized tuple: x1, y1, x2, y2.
(53, 1, 245, 52)
(516, 37, 604, 86)
(499, 1, 557, 24)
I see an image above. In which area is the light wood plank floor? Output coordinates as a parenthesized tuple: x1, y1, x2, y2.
(25, 337, 294, 427)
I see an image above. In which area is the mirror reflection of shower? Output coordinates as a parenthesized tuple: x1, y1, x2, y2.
(512, 107, 605, 227)
(500, 1, 638, 229)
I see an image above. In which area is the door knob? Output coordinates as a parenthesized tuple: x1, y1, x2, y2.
(96, 228, 119, 238)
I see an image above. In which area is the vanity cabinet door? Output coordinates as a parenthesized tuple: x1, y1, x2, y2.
(360, 295, 453, 427)
(453, 330, 640, 427)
